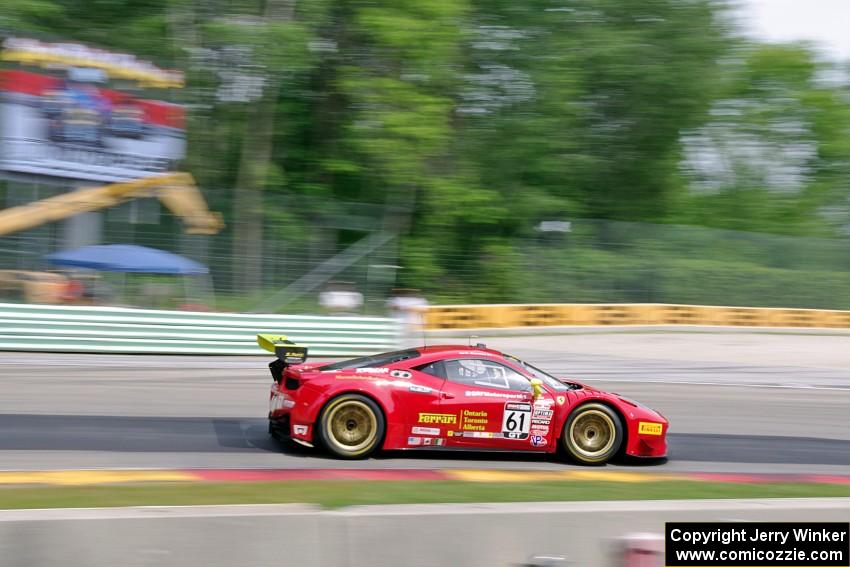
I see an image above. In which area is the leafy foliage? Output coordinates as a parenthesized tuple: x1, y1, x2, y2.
(5, 0, 850, 306)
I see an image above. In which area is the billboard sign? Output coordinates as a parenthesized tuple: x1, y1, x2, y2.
(0, 37, 186, 183)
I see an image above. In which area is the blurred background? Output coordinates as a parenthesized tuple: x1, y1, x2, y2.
(3, 0, 850, 314)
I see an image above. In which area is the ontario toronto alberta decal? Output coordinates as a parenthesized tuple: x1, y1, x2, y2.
(459, 409, 488, 431)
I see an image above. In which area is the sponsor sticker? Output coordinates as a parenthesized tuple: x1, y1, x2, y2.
(638, 421, 663, 436)
(502, 401, 532, 440)
(407, 436, 422, 446)
(293, 424, 308, 436)
(471, 431, 494, 438)
(412, 427, 440, 436)
(530, 435, 547, 447)
(408, 385, 434, 394)
(356, 367, 389, 374)
(465, 391, 526, 400)
(390, 369, 412, 379)
(418, 413, 457, 425)
(532, 408, 553, 419)
(533, 398, 555, 407)
(531, 418, 551, 426)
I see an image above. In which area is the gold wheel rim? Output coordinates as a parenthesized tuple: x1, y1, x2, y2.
(326, 400, 377, 454)
(568, 409, 615, 460)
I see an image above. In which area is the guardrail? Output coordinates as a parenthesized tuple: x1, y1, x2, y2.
(425, 302, 850, 329)
(0, 303, 400, 356)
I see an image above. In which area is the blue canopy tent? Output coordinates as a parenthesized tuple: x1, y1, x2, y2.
(45, 244, 211, 307)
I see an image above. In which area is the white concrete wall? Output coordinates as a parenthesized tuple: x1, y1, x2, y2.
(1, 498, 849, 567)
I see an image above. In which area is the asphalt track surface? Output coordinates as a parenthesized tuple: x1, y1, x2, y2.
(1, 332, 849, 473)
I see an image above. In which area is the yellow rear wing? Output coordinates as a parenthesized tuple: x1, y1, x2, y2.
(257, 334, 308, 364)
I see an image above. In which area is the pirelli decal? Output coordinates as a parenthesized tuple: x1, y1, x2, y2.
(418, 413, 457, 425)
(638, 421, 663, 436)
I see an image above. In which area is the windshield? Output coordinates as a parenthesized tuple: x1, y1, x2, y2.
(321, 349, 420, 371)
(505, 355, 571, 392)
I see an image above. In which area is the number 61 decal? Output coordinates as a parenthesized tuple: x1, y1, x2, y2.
(501, 402, 531, 439)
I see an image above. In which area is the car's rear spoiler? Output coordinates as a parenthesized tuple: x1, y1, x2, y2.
(256, 334, 308, 365)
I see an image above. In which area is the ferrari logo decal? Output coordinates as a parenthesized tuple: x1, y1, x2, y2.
(418, 413, 457, 425)
(556, 396, 566, 405)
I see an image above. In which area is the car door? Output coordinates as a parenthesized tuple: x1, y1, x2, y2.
(435, 357, 541, 450)
(398, 364, 449, 448)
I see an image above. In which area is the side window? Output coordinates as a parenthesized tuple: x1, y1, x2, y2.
(443, 359, 531, 392)
(415, 361, 446, 379)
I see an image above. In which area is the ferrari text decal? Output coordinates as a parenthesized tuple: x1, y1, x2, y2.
(502, 402, 531, 440)
(638, 421, 663, 435)
(418, 413, 457, 424)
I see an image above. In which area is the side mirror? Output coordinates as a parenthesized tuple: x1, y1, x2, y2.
(530, 378, 544, 398)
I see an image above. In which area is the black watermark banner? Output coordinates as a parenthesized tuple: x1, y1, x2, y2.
(666, 522, 849, 566)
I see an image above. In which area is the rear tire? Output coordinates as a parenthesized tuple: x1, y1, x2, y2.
(318, 394, 385, 459)
(562, 403, 623, 465)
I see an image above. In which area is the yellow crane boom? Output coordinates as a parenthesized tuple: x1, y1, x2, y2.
(0, 173, 224, 236)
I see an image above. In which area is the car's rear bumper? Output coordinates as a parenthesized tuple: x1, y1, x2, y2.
(268, 414, 291, 439)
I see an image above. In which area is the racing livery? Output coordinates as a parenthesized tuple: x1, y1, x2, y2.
(260, 335, 667, 464)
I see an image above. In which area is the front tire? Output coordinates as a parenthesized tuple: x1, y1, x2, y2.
(562, 403, 623, 465)
(318, 394, 385, 459)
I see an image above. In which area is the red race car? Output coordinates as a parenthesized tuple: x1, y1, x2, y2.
(260, 335, 668, 465)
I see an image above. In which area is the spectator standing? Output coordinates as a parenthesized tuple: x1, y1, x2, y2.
(386, 288, 429, 344)
(319, 281, 364, 315)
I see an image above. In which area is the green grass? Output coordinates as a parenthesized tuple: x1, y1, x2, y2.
(2, 480, 850, 510)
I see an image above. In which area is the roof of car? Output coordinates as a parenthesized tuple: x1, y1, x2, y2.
(415, 344, 505, 357)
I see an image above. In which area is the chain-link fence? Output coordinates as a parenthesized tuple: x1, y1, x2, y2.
(3, 190, 850, 314)
(0, 184, 403, 313)
(501, 220, 850, 310)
